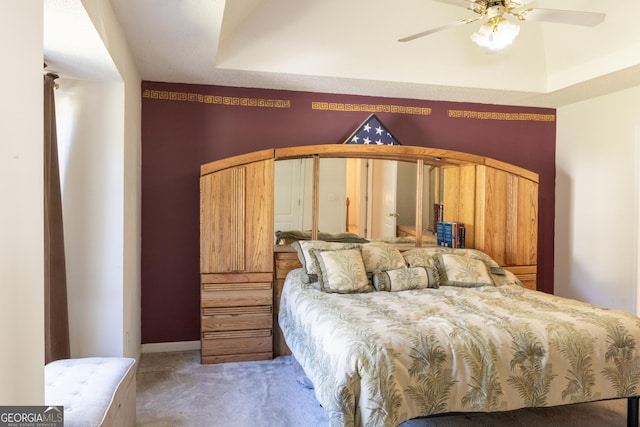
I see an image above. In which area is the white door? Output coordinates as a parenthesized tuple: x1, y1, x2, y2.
(274, 159, 304, 234)
(370, 159, 398, 238)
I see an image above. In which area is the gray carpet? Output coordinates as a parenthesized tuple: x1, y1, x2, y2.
(136, 350, 629, 426)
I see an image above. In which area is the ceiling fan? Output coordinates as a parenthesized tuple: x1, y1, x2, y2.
(399, 0, 605, 51)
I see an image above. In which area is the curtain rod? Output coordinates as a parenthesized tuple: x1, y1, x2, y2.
(44, 63, 60, 88)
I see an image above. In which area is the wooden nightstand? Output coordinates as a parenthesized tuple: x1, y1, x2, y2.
(273, 248, 301, 356)
(200, 272, 273, 364)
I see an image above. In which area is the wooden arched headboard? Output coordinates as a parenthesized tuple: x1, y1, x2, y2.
(199, 145, 538, 363)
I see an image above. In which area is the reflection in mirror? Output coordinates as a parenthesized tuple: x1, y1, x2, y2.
(317, 158, 347, 233)
(275, 156, 441, 244)
(423, 165, 443, 242)
(368, 160, 416, 239)
(345, 159, 418, 240)
(274, 158, 313, 239)
(345, 158, 366, 236)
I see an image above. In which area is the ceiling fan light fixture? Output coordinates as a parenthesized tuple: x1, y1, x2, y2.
(471, 15, 520, 51)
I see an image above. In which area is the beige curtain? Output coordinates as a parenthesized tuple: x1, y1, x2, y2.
(44, 73, 70, 364)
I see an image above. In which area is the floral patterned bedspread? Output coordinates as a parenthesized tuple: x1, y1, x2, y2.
(279, 268, 640, 427)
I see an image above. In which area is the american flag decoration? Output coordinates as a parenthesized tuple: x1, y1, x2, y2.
(343, 114, 401, 146)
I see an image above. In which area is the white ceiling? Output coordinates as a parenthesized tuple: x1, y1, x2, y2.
(44, 0, 640, 108)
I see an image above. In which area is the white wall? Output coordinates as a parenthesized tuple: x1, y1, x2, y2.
(56, 79, 125, 357)
(80, 0, 142, 359)
(555, 86, 640, 314)
(0, 1, 45, 404)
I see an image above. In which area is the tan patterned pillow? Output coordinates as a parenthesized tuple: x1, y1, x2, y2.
(311, 248, 371, 293)
(403, 247, 505, 275)
(360, 242, 406, 273)
(372, 266, 438, 292)
(292, 240, 360, 281)
(434, 253, 494, 287)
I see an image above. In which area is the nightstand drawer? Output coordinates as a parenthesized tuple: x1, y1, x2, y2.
(201, 282, 273, 308)
(201, 329, 272, 356)
(275, 256, 302, 279)
(202, 305, 273, 332)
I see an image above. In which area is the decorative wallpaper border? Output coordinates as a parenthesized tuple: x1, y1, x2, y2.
(142, 89, 291, 108)
(448, 109, 556, 122)
(142, 89, 553, 122)
(312, 101, 431, 116)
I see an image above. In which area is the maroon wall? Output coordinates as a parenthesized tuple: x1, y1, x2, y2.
(141, 81, 556, 344)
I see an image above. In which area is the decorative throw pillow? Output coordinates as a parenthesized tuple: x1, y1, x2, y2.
(372, 266, 439, 292)
(360, 241, 406, 273)
(434, 253, 494, 287)
(403, 247, 505, 276)
(292, 240, 360, 282)
(402, 247, 442, 269)
(310, 247, 371, 293)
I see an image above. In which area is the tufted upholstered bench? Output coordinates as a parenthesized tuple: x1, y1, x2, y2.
(45, 357, 136, 427)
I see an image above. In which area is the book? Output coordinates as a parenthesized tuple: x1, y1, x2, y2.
(433, 203, 443, 232)
(457, 224, 465, 248)
(436, 221, 465, 248)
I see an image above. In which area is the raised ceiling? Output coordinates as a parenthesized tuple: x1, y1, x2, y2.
(45, 0, 640, 107)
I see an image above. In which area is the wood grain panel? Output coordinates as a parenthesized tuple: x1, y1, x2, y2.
(244, 160, 274, 272)
(232, 167, 245, 271)
(200, 149, 274, 176)
(505, 175, 538, 266)
(515, 178, 538, 265)
(275, 256, 302, 279)
(202, 306, 273, 332)
(201, 332, 272, 356)
(200, 160, 274, 273)
(458, 165, 477, 249)
(201, 288, 272, 308)
(477, 166, 508, 266)
(201, 272, 273, 284)
(200, 167, 245, 272)
(275, 144, 486, 166)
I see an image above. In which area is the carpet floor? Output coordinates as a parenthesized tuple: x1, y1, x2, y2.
(136, 350, 629, 426)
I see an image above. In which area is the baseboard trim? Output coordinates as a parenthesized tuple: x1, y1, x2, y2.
(141, 340, 200, 354)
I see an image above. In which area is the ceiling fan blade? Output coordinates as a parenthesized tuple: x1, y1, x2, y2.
(432, 0, 480, 9)
(398, 17, 479, 42)
(522, 8, 605, 27)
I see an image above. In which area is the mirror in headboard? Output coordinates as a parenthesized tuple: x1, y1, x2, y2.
(274, 157, 314, 233)
(274, 148, 450, 243)
(274, 157, 428, 241)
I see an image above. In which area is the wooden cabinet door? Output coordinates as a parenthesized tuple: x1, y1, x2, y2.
(475, 165, 538, 267)
(506, 175, 538, 266)
(200, 159, 274, 273)
(475, 166, 508, 266)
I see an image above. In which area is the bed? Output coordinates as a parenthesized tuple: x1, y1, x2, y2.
(278, 241, 640, 427)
